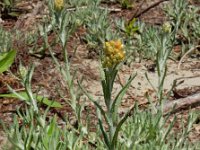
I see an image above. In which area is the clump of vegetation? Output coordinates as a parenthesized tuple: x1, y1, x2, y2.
(0, 0, 200, 149)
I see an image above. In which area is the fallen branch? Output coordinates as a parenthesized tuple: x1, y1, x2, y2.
(118, 72, 200, 116)
(162, 92, 200, 115)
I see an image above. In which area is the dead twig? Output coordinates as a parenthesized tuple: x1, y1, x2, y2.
(128, 0, 169, 22)
(129, 0, 145, 22)
(174, 75, 200, 81)
(66, 6, 121, 12)
(178, 45, 200, 70)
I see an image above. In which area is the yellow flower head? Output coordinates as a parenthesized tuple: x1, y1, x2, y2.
(162, 22, 171, 33)
(54, 0, 64, 11)
(103, 40, 125, 68)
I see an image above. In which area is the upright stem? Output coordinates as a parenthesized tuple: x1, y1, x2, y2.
(106, 68, 117, 150)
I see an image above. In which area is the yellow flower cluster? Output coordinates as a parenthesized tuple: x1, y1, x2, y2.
(103, 40, 125, 68)
(54, 0, 64, 11)
(162, 22, 172, 33)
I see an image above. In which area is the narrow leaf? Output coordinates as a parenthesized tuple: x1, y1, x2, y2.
(111, 104, 135, 146)
(78, 81, 109, 124)
(111, 73, 136, 113)
(0, 50, 16, 73)
(98, 119, 110, 149)
(0, 92, 62, 108)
